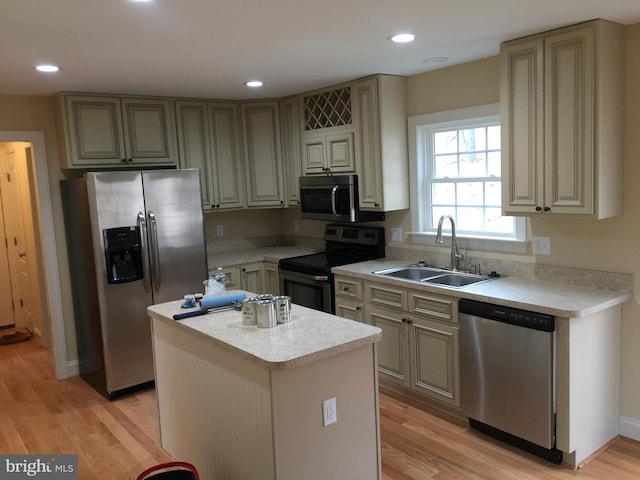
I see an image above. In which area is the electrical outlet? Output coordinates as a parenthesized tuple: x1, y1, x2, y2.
(322, 397, 337, 426)
(216, 225, 224, 237)
(293, 219, 300, 232)
(391, 227, 402, 242)
(532, 236, 551, 255)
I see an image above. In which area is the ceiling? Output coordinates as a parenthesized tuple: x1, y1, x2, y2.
(1, 0, 639, 100)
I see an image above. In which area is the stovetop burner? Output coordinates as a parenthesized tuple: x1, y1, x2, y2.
(279, 224, 385, 275)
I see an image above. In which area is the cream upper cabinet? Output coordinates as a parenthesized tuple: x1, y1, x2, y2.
(352, 75, 409, 212)
(241, 102, 285, 207)
(175, 101, 245, 210)
(299, 85, 356, 175)
(501, 19, 624, 218)
(279, 97, 303, 205)
(55, 93, 177, 168)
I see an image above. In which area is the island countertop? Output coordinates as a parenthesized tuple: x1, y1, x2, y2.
(147, 292, 382, 370)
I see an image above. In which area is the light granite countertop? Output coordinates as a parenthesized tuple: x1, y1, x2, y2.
(208, 246, 318, 272)
(333, 259, 631, 318)
(147, 291, 382, 370)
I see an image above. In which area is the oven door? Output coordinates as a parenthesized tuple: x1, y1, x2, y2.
(279, 269, 334, 313)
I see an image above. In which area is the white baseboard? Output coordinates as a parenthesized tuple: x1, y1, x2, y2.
(619, 416, 640, 441)
(66, 360, 80, 378)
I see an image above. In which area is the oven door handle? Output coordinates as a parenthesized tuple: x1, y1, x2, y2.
(331, 185, 340, 217)
(279, 269, 329, 282)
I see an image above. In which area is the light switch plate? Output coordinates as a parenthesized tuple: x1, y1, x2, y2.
(216, 225, 224, 237)
(532, 236, 551, 255)
(391, 227, 402, 242)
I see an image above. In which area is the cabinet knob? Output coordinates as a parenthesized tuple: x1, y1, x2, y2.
(543, 206, 551, 212)
(535, 206, 542, 212)
(121, 158, 127, 163)
(355, 306, 361, 311)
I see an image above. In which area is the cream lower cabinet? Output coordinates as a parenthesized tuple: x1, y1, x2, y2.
(335, 276, 365, 322)
(218, 262, 279, 295)
(501, 19, 624, 218)
(334, 276, 460, 408)
(366, 283, 459, 408)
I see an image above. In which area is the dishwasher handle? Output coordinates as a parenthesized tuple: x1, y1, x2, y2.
(459, 299, 555, 332)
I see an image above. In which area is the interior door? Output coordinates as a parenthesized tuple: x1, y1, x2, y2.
(0, 145, 33, 329)
(0, 193, 14, 328)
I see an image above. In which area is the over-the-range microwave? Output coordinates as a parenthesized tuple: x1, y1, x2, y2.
(299, 174, 385, 223)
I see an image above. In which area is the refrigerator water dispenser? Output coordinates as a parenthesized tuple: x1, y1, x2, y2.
(103, 226, 143, 284)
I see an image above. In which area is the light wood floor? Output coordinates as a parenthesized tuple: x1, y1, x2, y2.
(2, 339, 639, 479)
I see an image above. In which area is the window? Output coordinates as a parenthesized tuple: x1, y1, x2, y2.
(409, 104, 525, 253)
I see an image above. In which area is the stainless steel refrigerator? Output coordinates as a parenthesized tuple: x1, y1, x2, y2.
(61, 169, 207, 399)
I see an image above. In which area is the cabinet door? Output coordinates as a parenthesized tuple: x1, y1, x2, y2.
(63, 95, 127, 166)
(367, 305, 409, 387)
(409, 318, 460, 407)
(335, 298, 364, 323)
(209, 102, 246, 210)
(175, 101, 214, 209)
(121, 97, 177, 165)
(326, 132, 355, 172)
(500, 39, 545, 214)
(352, 78, 382, 209)
(241, 103, 284, 207)
(279, 97, 303, 205)
(263, 262, 280, 295)
(302, 135, 326, 173)
(240, 262, 265, 294)
(544, 26, 594, 214)
(221, 266, 241, 290)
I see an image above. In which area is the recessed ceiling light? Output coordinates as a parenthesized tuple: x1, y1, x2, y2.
(35, 64, 60, 73)
(245, 81, 264, 88)
(390, 33, 416, 43)
(422, 56, 449, 66)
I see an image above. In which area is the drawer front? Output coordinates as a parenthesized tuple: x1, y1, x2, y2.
(367, 283, 407, 310)
(335, 277, 363, 300)
(410, 291, 458, 324)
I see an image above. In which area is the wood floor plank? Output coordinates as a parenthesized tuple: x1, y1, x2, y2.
(1, 339, 639, 479)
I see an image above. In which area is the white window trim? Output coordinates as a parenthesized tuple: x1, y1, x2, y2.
(408, 103, 527, 254)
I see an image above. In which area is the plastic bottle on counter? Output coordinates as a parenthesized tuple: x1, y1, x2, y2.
(203, 267, 226, 296)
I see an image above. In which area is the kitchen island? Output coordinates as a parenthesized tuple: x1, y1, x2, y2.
(147, 293, 382, 480)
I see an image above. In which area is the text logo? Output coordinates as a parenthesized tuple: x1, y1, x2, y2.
(0, 455, 77, 479)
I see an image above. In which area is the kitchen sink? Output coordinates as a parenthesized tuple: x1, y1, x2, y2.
(374, 265, 496, 288)
(373, 266, 446, 282)
(422, 273, 491, 287)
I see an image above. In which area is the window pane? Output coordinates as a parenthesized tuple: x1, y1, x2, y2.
(457, 207, 484, 231)
(434, 154, 458, 178)
(459, 153, 486, 177)
(487, 151, 501, 177)
(485, 181, 501, 206)
(459, 127, 486, 152)
(487, 125, 501, 150)
(457, 182, 483, 206)
(432, 182, 455, 205)
(431, 208, 454, 229)
(486, 210, 513, 234)
(434, 130, 457, 154)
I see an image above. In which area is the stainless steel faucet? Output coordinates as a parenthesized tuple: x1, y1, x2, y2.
(435, 215, 464, 271)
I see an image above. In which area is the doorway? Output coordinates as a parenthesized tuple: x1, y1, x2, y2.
(0, 131, 67, 379)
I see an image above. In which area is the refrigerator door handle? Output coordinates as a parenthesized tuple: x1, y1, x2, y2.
(137, 211, 152, 293)
(148, 211, 161, 292)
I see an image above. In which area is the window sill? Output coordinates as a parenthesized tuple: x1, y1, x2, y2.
(407, 231, 528, 255)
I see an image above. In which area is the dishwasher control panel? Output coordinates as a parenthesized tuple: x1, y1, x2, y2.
(459, 299, 555, 332)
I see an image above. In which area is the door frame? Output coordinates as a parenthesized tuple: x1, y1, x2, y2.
(0, 131, 67, 379)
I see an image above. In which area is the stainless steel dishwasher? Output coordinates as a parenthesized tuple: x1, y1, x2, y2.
(459, 299, 563, 464)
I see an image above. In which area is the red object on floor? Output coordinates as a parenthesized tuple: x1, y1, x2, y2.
(136, 462, 200, 480)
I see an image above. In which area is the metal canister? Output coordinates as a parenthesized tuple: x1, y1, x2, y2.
(256, 299, 277, 328)
(273, 295, 291, 324)
(241, 298, 258, 326)
(256, 294, 273, 301)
